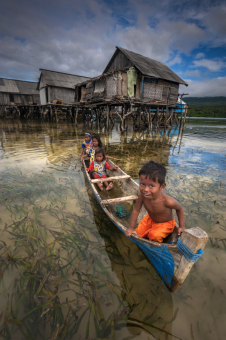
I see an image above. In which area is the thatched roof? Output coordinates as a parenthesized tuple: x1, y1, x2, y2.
(104, 46, 188, 86)
(38, 69, 90, 90)
(0, 78, 39, 94)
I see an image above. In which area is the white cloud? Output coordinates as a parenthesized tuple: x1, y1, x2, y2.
(195, 53, 205, 59)
(184, 70, 201, 78)
(192, 59, 226, 72)
(181, 77, 226, 96)
(167, 55, 182, 66)
(116, 19, 205, 66)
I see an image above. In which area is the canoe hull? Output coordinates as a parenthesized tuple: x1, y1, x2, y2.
(82, 159, 208, 292)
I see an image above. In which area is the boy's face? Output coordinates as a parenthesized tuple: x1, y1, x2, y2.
(85, 135, 90, 142)
(139, 175, 165, 199)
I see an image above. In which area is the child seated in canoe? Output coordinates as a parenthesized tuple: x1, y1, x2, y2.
(80, 135, 103, 162)
(125, 161, 185, 242)
(85, 148, 118, 191)
(79, 132, 92, 158)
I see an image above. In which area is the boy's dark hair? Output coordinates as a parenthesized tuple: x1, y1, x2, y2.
(95, 148, 106, 161)
(139, 161, 166, 185)
(92, 135, 103, 148)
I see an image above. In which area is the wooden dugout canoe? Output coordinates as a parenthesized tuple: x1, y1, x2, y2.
(82, 158, 208, 292)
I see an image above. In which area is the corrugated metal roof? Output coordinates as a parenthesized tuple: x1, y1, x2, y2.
(0, 79, 19, 93)
(39, 69, 90, 89)
(106, 47, 188, 86)
(0, 78, 39, 94)
(15, 80, 39, 95)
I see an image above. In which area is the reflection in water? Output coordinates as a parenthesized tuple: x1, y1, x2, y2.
(0, 118, 226, 339)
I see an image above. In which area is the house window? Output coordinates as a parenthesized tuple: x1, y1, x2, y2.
(144, 77, 158, 84)
(9, 93, 14, 102)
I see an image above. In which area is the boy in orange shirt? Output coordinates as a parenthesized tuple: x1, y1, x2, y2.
(125, 161, 185, 242)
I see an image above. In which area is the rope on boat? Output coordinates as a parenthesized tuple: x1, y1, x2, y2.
(177, 237, 203, 263)
(115, 205, 130, 218)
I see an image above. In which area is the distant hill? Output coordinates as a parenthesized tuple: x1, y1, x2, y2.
(184, 97, 226, 117)
(185, 97, 226, 106)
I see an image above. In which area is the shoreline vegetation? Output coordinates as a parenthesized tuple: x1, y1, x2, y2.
(184, 96, 226, 118)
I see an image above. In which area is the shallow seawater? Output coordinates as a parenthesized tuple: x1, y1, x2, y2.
(0, 118, 226, 339)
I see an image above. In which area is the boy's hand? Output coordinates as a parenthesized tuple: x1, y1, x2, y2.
(85, 168, 89, 172)
(125, 228, 137, 237)
(178, 226, 185, 236)
(113, 166, 118, 170)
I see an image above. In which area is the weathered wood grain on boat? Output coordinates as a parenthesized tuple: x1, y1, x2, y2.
(102, 195, 138, 205)
(91, 174, 131, 183)
(82, 158, 208, 292)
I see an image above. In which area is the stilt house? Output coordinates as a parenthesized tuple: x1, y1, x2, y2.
(0, 78, 40, 105)
(74, 47, 188, 107)
(37, 69, 90, 105)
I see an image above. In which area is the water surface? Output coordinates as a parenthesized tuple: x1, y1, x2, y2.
(0, 118, 226, 339)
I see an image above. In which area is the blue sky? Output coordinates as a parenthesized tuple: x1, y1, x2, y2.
(0, 0, 226, 96)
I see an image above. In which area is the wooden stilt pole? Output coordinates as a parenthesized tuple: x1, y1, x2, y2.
(147, 107, 150, 130)
(156, 106, 159, 128)
(180, 96, 184, 126)
(106, 104, 110, 129)
(124, 104, 127, 129)
(82, 108, 85, 122)
(50, 105, 53, 120)
(164, 106, 168, 130)
(75, 106, 78, 126)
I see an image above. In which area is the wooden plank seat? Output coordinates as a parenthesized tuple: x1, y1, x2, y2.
(91, 175, 130, 183)
(102, 195, 138, 205)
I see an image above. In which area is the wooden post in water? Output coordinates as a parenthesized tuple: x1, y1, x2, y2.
(180, 97, 183, 126)
(147, 107, 151, 130)
(106, 104, 110, 129)
(55, 106, 58, 122)
(120, 104, 125, 131)
(167, 108, 173, 126)
(82, 108, 85, 122)
(75, 106, 78, 125)
(172, 227, 208, 292)
(50, 105, 53, 120)
(156, 106, 159, 128)
(69, 107, 72, 121)
(164, 106, 168, 130)
(183, 104, 187, 125)
(124, 104, 127, 130)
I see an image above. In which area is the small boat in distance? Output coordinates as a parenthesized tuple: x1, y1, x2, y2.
(82, 158, 208, 292)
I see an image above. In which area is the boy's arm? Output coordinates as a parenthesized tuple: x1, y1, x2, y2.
(125, 194, 143, 237)
(176, 204, 185, 235)
(165, 197, 185, 236)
